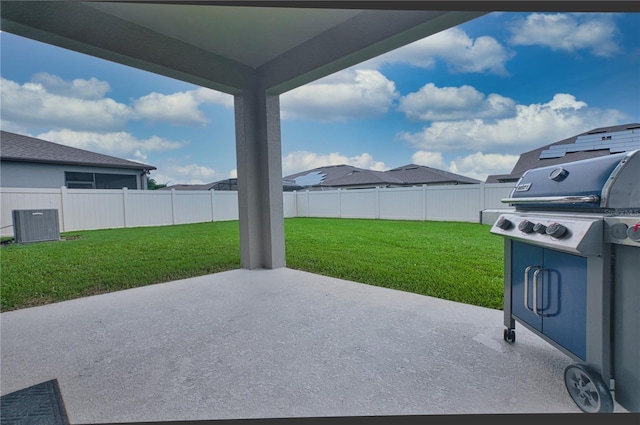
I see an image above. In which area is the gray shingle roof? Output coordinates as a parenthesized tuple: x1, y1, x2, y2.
(284, 163, 480, 189)
(321, 169, 405, 187)
(164, 178, 302, 191)
(0, 130, 156, 170)
(485, 123, 640, 183)
(163, 178, 240, 191)
(285, 164, 365, 187)
(387, 164, 480, 185)
(162, 183, 217, 191)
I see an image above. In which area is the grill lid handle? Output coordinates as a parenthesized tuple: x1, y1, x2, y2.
(501, 195, 600, 205)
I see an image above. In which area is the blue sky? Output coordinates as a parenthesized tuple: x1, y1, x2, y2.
(1, 11, 639, 185)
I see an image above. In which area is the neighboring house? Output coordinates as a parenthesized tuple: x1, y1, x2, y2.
(486, 123, 640, 183)
(0, 130, 156, 190)
(163, 177, 304, 192)
(284, 163, 480, 190)
(163, 178, 238, 191)
(162, 182, 219, 191)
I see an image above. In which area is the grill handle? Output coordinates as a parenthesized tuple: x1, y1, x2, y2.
(532, 268, 544, 317)
(502, 195, 600, 205)
(524, 265, 540, 314)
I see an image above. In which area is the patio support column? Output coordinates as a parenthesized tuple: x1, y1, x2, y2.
(234, 85, 285, 270)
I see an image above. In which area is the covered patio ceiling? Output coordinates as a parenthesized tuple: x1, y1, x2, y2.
(0, 1, 629, 95)
(0, 1, 489, 95)
(0, 1, 629, 271)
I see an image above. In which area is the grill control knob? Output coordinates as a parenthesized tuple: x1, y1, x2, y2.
(546, 222, 568, 239)
(496, 216, 512, 230)
(533, 223, 547, 234)
(627, 223, 640, 242)
(610, 223, 628, 240)
(518, 220, 535, 233)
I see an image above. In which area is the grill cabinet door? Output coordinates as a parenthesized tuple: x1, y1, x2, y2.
(540, 249, 587, 360)
(511, 241, 543, 332)
(510, 241, 587, 360)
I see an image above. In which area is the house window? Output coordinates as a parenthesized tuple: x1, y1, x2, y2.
(65, 172, 94, 189)
(95, 173, 137, 189)
(65, 172, 137, 189)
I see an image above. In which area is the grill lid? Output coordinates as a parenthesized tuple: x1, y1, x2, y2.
(503, 149, 640, 211)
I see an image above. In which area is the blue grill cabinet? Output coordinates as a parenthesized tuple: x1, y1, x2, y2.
(510, 241, 587, 360)
(491, 150, 640, 414)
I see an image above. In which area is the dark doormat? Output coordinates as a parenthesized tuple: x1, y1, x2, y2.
(1, 379, 70, 425)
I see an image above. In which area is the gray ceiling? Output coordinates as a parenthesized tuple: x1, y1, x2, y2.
(0, 2, 482, 94)
(87, 3, 364, 69)
(1, 2, 629, 95)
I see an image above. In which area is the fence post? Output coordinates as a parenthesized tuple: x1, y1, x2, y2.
(293, 190, 298, 217)
(122, 187, 129, 228)
(210, 189, 216, 222)
(171, 188, 177, 225)
(478, 182, 486, 224)
(421, 184, 427, 221)
(376, 186, 381, 219)
(60, 186, 67, 232)
(306, 190, 310, 217)
(338, 188, 342, 218)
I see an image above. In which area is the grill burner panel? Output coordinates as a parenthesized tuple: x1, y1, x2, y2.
(491, 213, 604, 255)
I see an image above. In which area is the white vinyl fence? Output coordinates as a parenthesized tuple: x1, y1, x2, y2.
(290, 184, 513, 222)
(1, 183, 515, 237)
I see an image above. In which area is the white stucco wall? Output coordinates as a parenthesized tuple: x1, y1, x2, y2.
(0, 161, 145, 189)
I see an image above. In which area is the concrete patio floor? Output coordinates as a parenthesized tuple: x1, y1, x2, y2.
(0, 268, 630, 423)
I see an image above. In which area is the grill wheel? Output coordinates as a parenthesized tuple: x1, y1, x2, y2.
(564, 363, 614, 413)
(503, 328, 515, 343)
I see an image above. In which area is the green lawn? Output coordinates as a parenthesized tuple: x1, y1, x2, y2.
(285, 218, 504, 310)
(0, 218, 505, 312)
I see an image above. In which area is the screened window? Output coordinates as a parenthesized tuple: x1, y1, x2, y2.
(65, 172, 138, 189)
(65, 172, 94, 189)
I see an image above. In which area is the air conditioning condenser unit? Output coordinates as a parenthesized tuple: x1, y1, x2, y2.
(12, 209, 61, 244)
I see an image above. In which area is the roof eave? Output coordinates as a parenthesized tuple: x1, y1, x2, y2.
(1, 157, 157, 171)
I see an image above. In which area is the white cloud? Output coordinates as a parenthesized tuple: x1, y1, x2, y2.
(132, 91, 205, 126)
(1, 75, 233, 131)
(133, 87, 233, 126)
(31, 72, 111, 99)
(229, 169, 238, 179)
(396, 93, 628, 155)
(36, 129, 188, 159)
(0, 119, 29, 135)
(361, 27, 512, 75)
(149, 162, 218, 186)
(193, 87, 234, 107)
(1, 77, 132, 130)
(412, 150, 520, 181)
(449, 152, 520, 181)
(282, 151, 387, 176)
(350, 153, 387, 171)
(147, 172, 174, 187)
(131, 149, 148, 162)
(509, 13, 621, 57)
(411, 151, 447, 169)
(280, 69, 398, 122)
(398, 83, 516, 121)
(168, 164, 217, 180)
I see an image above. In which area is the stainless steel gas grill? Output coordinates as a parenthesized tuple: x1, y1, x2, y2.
(490, 149, 640, 414)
